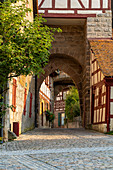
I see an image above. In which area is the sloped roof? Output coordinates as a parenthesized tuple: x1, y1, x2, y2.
(90, 40, 113, 76)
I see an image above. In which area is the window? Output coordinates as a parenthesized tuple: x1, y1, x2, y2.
(29, 93, 32, 118)
(12, 79, 17, 112)
(23, 88, 27, 115)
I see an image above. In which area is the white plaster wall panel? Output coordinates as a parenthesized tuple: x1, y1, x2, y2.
(100, 108, 102, 122)
(110, 118, 113, 131)
(71, 0, 82, 8)
(92, 63, 94, 71)
(94, 110, 96, 123)
(39, 10, 45, 13)
(81, 0, 89, 8)
(111, 86, 113, 99)
(91, 64, 93, 73)
(55, 0, 67, 8)
(95, 73, 97, 84)
(104, 96, 106, 104)
(103, 0, 108, 8)
(101, 73, 104, 81)
(48, 10, 74, 13)
(92, 0, 100, 8)
(78, 10, 102, 14)
(95, 62, 97, 71)
(92, 53, 94, 61)
(104, 85, 106, 92)
(41, 0, 52, 8)
(97, 109, 99, 122)
(38, 0, 42, 6)
(110, 102, 113, 115)
(92, 76, 93, 86)
(98, 71, 100, 82)
(102, 108, 105, 121)
(93, 75, 96, 84)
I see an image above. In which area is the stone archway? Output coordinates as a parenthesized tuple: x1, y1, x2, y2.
(36, 24, 90, 128)
(37, 54, 86, 127)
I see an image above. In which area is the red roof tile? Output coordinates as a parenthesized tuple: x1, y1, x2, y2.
(90, 40, 113, 76)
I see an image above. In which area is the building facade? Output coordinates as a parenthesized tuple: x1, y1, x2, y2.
(90, 40, 113, 132)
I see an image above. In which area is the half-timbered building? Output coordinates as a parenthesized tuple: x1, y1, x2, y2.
(39, 76, 52, 127)
(54, 89, 68, 128)
(90, 40, 113, 132)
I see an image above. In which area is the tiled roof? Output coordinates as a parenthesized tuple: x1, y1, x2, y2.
(90, 40, 113, 76)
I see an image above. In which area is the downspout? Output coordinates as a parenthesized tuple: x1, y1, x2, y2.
(33, 0, 38, 127)
(35, 75, 37, 127)
(33, 0, 38, 18)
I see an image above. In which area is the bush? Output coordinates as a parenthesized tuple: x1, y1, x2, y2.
(45, 110, 55, 122)
(65, 87, 80, 121)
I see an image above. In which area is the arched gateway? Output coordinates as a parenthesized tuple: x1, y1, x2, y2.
(35, 0, 113, 131)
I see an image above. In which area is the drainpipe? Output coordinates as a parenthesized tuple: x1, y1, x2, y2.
(33, 0, 38, 18)
(35, 75, 37, 127)
(33, 0, 38, 128)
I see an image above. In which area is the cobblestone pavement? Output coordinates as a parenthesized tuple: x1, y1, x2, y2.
(1, 128, 113, 169)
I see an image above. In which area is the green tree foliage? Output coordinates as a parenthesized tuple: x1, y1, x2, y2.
(0, 0, 61, 128)
(0, 0, 61, 87)
(65, 87, 80, 121)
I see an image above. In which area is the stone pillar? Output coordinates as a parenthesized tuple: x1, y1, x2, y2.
(82, 40, 91, 128)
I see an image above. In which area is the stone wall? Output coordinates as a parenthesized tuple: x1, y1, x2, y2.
(87, 10, 112, 38)
(92, 124, 107, 133)
(64, 116, 82, 129)
(7, 75, 35, 135)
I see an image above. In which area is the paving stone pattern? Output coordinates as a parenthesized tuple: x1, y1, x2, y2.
(1, 128, 113, 169)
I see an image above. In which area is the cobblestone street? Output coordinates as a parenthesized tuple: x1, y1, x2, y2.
(1, 128, 113, 169)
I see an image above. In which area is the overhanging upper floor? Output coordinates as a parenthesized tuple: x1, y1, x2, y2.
(38, 0, 111, 18)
